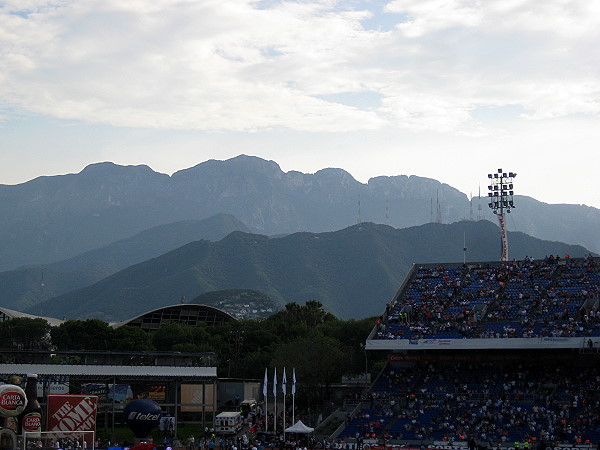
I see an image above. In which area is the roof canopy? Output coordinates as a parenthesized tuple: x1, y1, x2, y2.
(284, 420, 314, 434)
(0, 364, 216, 379)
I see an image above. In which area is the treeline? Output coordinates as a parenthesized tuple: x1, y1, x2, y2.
(0, 301, 381, 407)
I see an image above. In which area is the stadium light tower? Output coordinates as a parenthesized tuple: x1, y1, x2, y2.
(487, 168, 516, 261)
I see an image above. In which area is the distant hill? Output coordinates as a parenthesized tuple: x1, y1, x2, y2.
(34, 220, 592, 322)
(1, 155, 599, 271)
(190, 289, 279, 320)
(0, 214, 249, 313)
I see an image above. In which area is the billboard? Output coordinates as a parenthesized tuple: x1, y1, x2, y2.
(180, 384, 215, 412)
(80, 384, 166, 403)
(81, 384, 132, 403)
(46, 395, 98, 432)
(131, 384, 166, 402)
(37, 376, 70, 396)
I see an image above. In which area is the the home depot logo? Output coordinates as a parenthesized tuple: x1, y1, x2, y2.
(47, 395, 98, 432)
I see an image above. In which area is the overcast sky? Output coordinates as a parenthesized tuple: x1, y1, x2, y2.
(1, 0, 599, 208)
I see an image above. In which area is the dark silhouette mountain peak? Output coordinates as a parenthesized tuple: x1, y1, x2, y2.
(80, 162, 159, 179)
(220, 230, 269, 245)
(172, 154, 282, 180)
(314, 167, 358, 185)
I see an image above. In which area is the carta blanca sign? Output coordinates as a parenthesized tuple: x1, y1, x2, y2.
(0, 385, 27, 416)
(46, 395, 98, 432)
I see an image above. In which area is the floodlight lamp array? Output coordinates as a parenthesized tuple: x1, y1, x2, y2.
(487, 168, 516, 214)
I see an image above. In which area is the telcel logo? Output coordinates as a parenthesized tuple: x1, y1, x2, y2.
(128, 412, 161, 421)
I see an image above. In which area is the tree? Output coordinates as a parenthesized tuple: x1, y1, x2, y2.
(318, 317, 377, 375)
(265, 301, 337, 342)
(0, 318, 51, 349)
(270, 332, 348, 407)
(51, 319, 115, 350)
(151, 323, 193, 351)
(112, 326, 154, 351)
(303, 300, 336, 327)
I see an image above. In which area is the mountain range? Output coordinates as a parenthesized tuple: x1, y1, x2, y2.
(1, 155, 599, 273)
(0, 213, 249, 314)
(28, 220, 590, 322)
(1, 154, 598, 321)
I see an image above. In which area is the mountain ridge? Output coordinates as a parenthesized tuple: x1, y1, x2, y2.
(32, 220, 593, 322)
(0, 213, 249, 312)
(1, 154, 598, 271)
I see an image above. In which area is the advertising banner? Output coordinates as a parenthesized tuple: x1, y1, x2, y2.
(131, 384, 166, 402)
(46, 395, 98, 432)
(180, 384, 215, 412)
(36, 376, 70, 397)
(81, 384, 132, 403)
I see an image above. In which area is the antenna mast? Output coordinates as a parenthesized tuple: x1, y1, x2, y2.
(469, 192, 474, 221)
(477, 185, 483, 220)
(463, 231, 467, 264)
(435, 190, 442, 224)
(40, 272, 44, 316)
(385, 198, 390, 226)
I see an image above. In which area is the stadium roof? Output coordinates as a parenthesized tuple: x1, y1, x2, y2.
(0, 364, 216, 379)
(0, 307, 64, 327)
(0, 304, 236, 331)
(112, 303, 236, 330)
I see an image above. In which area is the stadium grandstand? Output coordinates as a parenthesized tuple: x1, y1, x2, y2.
(338, 255, 600, 448)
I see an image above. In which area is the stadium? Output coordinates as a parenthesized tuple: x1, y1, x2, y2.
(334, 254, 600, 449)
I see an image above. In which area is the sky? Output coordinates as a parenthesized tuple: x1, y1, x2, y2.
(1, 0, 599, 209)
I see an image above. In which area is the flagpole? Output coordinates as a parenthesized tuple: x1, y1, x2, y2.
(263, 368, 268, 433)
(282, 368, 287, 439)
(292, 368, 296, 425)
(273, 367, 278, 436)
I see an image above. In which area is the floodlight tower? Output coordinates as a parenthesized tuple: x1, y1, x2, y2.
(487, 168, 516, 261)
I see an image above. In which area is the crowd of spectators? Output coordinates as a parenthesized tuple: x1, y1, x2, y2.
(375, 255, 600, 340)
(339, 361, 600, 446)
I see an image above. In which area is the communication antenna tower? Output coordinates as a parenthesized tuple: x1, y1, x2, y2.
(435, 190, 442, 224)
(487, 168, 517, 261)
(477, 186, 483, 221)
(357, 194, 362, 225)
(430, 198, 433, 223)
(385, 198, 390, 226)
(469, 192, 474, 222)
(40, 272, 44, 316)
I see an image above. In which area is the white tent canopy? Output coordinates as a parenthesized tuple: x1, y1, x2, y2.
(284, 420, 314, 434)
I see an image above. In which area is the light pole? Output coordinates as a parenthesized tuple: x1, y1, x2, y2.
(360, 343, 368, 387)
(487, 168, 516, 261)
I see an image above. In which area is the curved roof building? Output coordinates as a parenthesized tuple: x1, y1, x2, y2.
(0, 306, 64, 327)
(113, 303, 236, 331)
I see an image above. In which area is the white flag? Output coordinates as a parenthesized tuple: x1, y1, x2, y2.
(263, 367, 268, 397)
(292, 368, 296, 395)
(282, 367, 287, 395)
(273, 367, 277, 398)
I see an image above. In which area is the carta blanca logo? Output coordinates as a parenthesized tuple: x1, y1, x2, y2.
(128, 412, 160, 421)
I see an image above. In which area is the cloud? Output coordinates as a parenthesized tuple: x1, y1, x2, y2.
(0, 0, 599, 133)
